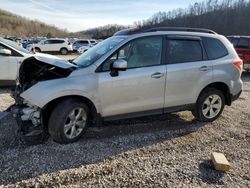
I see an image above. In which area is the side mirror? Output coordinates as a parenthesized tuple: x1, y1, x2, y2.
(113, 59, 127, 70)
(0, 49, 11, 56)
(110, 59, 127, 77)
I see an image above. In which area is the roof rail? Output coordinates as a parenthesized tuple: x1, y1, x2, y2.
(113, 28, 141, 36)
(114, 27, 217, 36)
(145, 27, 217, 34)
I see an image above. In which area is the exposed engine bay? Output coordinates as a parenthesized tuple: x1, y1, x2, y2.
(11, 55, 77, 143)
(17, 56, 76, 92)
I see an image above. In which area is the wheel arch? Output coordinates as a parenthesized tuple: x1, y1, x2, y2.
(34, 47, 41, 51)
(197, 82, 231, 106)
(60, 47, 68, 52)
(41, 95, 98, 130)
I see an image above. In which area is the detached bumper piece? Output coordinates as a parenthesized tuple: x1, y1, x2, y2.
(12, 105, 46, 145)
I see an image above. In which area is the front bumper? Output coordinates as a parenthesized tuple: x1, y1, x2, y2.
(11, 88, 46, 144)
(12, 105, 45, 144)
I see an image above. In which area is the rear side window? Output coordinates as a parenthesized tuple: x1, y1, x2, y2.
(79, 40, 89, 44)
(228, 37, 239, 46)
(202, 37, 228, 60)
(167, 39, 203, 64)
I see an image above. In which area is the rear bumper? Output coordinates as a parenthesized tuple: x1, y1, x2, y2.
(231, 90, 242, 102)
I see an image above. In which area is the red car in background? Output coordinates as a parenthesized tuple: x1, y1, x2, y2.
(227, 36, 250, 72)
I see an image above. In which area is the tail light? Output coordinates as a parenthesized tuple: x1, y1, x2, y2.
(233, 59, 243, 75)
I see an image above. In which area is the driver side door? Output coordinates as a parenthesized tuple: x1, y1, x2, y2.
(97, 36, 167, 118)
(0, 43, 19, 83)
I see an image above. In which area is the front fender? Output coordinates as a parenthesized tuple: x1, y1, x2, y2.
(20, 77, 100, 112)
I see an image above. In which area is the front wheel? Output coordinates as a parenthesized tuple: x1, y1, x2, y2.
(192, 88, 225, 122)
(48, 99, 89, 144)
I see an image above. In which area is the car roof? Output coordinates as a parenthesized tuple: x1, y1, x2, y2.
(46, 38, 66, 40)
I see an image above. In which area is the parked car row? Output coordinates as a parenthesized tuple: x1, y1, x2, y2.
(3, 36, 99, 55)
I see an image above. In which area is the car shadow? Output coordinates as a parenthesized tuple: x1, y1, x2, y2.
(0, 112, 207, 185)
(198, 160, 225, 185)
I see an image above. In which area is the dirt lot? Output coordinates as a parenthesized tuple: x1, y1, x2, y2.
(0, 71, 249, 187)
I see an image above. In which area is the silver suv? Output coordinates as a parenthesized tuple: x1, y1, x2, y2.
(12, 27, 243, 144)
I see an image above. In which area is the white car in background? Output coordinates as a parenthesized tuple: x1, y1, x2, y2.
(75, 39, 98, 53)
(27, 38, 73, 55)
(0, 37, 60, 86)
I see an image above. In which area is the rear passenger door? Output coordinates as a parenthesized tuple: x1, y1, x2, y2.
(164, 36, 213, 109)
(50, 40, 64, 51)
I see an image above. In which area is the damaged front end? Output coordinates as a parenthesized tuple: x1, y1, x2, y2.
(11, 103, 44, 143)
(11, 55, 77, 143)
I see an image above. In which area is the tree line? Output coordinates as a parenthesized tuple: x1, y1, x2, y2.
(83, 0, 250, 39)
(135, 0, 250, 35)
(0, 9, 75, 38)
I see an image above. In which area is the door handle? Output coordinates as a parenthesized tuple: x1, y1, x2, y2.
(199, 66, 210, 71)
(151, 72, 164, 79)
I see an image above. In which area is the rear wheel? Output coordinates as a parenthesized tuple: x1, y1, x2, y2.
(48, 99, 89, 144)
(192, 88, 225, 122)
(60, 48, 68, 55)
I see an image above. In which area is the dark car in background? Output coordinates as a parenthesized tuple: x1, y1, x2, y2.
(228, 36, 250, 71)
(22, 39, 41, 49)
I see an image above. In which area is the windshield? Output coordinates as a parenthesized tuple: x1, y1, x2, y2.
(73, 36, 126, 67)
(0, 38, 31, 54)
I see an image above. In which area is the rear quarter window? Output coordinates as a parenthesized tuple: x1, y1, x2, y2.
(202, 37, 228, 60)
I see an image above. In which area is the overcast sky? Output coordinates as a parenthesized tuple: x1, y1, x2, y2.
(0, 0, 203, 32)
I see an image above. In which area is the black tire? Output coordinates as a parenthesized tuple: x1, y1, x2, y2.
(34, 47, 41, 53)
(60, 48, 68, 55)
(48, 99, 89, 144)
(192, 88, 225, 122)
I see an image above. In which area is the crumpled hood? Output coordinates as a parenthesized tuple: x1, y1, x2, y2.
(31, 54, 77, 69)
(17, 55, 77, 92)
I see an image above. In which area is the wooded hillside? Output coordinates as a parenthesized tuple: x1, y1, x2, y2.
(83, 0, 250, 39)
(136, 0, 250, 35)
(0, 9, 70, 37)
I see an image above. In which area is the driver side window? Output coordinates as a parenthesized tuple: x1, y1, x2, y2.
(0, 43, 16, 57)
(102, 37, 162, 71)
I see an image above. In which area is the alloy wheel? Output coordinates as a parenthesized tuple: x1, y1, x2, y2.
(64, 107, 87, 139)
(202, 94, 222, 119)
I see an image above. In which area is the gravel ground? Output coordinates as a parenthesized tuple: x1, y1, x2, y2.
(0, 72, 249, 188)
